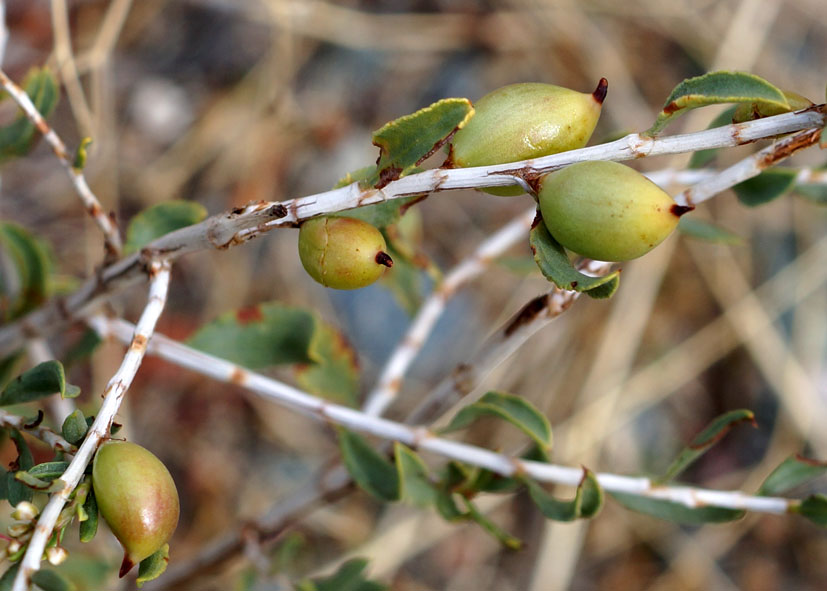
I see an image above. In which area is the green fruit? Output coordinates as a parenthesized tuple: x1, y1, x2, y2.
(538, 161, 692, 262)
(92, 441, 180, 577)
(298, 216, 393, 290)
(449, 79, 607, 195)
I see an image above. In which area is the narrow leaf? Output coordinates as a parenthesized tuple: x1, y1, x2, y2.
(524, 470, 603, 521)
(0, 67, 59, 162)
(441, 391, 552, 460)
(337, 428, 399, 502)
(530, 220, 620, 298)
(733, 169, 797, 207)
(136, 544, 170, 587)
(27, 461, 70, 481)
(79, 486, 98, 542)
(657, 409, 755, 484)
(687, 106, 738, 169)
(295, 558, 386, 591)
(0, 222, 52, 320)
(30, 570, 77, 591)
(394, 443, 437, 507)
(0, 360, 69, 405)
(610, 491, 744, 524)
(371, 98, 474, 188)
(647, 71, 788, 135)
(125, 201, 208, 254)
(461, 497, 522, 550)
(7, 429, 34, 505)
(678, 217, 743, 245)
(61, 410, 88, 445)
(0, 565, 19, 591)
(794, 494, 827, 527)
(759, 455, 827, 496)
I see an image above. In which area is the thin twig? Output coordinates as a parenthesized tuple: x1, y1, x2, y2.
(0, 106, 822, 358)
(363, 207, 537, 416)
(12, 261, 170, 591)
(0, 68, 122, 258)
(0, 409, 75, 454)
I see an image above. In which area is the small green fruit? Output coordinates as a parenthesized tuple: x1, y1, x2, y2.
(538, 161, 692, 262)
(449, 79, 607, 195)
(92, 441, 180, 577)
(298, 216, 393, 290)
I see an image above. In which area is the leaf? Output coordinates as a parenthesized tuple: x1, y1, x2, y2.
(378, 247, 423, 316)
(794, 182, 827, 205)
(61, 410, 88, 445)
(30, 569, 77, 591)
(646, 71, 788, 135)
(0, 354, 23, 391)
(7, 429, 34, 505)
(529, 221, 620, 299)
(295, 558, 386, 591)
(461, 497, 522, 550)
(295, 319, 360, 407)
(136, 544, 169, 587)
(732, 89, 813, 123)
(0, 67, 60, 162)
(657, 409, 755, 484)
(125, 201, 208, 254)
(759, 455, 827, 496)
(72, 137, 93, 170)
(678, 217, 743, 245)
(733, 168, 797, 207)
(0, 564, 20, 591)
(394, 443, 437, 507)
(0, 221, 52, 321)
(0, 361, 74, 405)
(62, 329, 103, 368)
(188, 303, 316, 367)
(371, 98, 474, 188)
(26, 461, 70, 482)
(524, 469, 604, 521)
(79, 485, 98, 543)
(610, 491, 744, 524)
(794, 494, 827, 527)
(337, 428, 399, 502)
(441, 391, 552, 461)
(688, 106, 739, 169)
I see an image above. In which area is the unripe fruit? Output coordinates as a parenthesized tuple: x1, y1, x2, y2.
(298, 216, 393, 290)
(449, 79, 607, 195)
(538, 161, 692, 262)
(92, 441, 180, 577)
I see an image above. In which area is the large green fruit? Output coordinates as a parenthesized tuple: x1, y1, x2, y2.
(538, 161, 692, 262)
(92, 441, 180, 577)
(449, 79, 607, 195)
(298, 216, 393, 290)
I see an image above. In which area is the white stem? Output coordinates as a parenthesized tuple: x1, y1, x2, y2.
(91, 316, 794, 517)
(13, 262, 171, 591)
(0, 68, 122, 258)
(0, 409, 74, 454)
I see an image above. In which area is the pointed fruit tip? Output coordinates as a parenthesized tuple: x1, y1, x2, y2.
(592, 78, 608, 105)
(375, 251, 394, 268)
(670, 204, 694, 217)
(119, 553, 136, 578)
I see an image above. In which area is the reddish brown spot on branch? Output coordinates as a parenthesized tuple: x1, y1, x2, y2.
(376, 165, 403, 189)
(592, 78, 608, 105)
(268, 203, 288, 218)
(504, 294, 549, 337)
(758, 127, 822, 169)
(229, 367, 247, 385)
(131, 334, 148, 350)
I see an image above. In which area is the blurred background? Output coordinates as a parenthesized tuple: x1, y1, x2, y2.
(0, 0, 826, 589)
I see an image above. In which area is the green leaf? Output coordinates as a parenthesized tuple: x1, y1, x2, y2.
(295, 558, 386, 591)
(14, 470, 53, 490)
(732, 89, 813, 123)
(337, 428, 399, 502)
(188, 303, 316, 367)
(0, 222, 52, 321)
(0, 361, 73, 405)
(794, 494, 827, 527)
(125, 201, 208, 254)
(61, 410, 87, 446)
(0, 354, 23, 391)
(26, 461, 70, 482)
(794, 182, 827, 205)
(688, 106, 739, 169)
(0, 67, 60, 162)
(79, 485, 98, 543)
(461, 497, 522, 549)
(62, 329, 102, 368)
(72, 137, 93, 170)
(0, 564, 19, 591)
(394, 443, 437, 507)
(657, 409, 755, 484)
(136, 544, 169, 587)
(610, 491, 744, 524)
(678, 217, 743, 245)
(759, 455, 827, 496)
(7, 429, 34, 505)
(295, 319, 360, 407)
(529, 221, 620, 299)
(523, 470, 603, 521)
(733, 168, 797, 207)
(441, 391, 552, 461)
(646, 71, 788, 135)
(434, 489, 466, 521)
(30, 569, 77, 591)
(370, 98, 474, 188)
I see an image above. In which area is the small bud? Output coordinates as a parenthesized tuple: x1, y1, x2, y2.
(7, 523, 30, 538)
(6, 540, 21, 556)
(11, 501, 39, 521)
(46, 545, 68, 565)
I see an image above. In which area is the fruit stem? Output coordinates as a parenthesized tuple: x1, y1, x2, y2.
(375, 252, 394, 267)
(592, 78, 608, 104)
